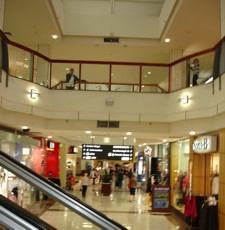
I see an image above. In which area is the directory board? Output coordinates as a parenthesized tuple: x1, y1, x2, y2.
(82, 144, 134, 161)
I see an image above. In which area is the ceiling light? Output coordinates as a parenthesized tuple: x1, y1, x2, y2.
(86, 131, 91, 134)
(189, 131, 196, 135)
(163, 139, 167, 142)
(126, 132, 132, 135)
(123, 136, 127, 140)
(51, 34, 58, 39)
(47, 136, 52, 139)
(91, 136, 95, 139)
(104, 137, 110, 143)
(147, 71, 151, 75)
(164, 38, 171, 43)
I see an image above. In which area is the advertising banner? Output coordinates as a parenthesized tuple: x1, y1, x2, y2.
(152, 185, 171, 213)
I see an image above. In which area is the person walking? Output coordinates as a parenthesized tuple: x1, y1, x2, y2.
(81, 173, 89, 198)
(129, 174, 137, 202)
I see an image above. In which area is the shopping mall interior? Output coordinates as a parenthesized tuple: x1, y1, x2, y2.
(1, 0, 225, 229)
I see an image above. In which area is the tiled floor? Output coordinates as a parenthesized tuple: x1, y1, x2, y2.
(39, 179, 189, 230)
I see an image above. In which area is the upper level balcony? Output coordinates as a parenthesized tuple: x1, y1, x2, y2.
(1, 30, 222, 94)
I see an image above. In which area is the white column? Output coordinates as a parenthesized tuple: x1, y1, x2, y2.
(36, 44, 50, 85)
(221, 0, 225, 37)
(170, 49, 183, 91)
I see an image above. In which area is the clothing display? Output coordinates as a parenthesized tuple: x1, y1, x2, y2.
(184, 195, 197, 219)
(212, 175, 219, 195)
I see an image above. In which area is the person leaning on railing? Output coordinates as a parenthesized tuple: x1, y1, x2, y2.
(66, 68, 79, 90)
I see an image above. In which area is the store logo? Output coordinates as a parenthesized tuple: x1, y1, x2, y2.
(193, 136, 217, 154)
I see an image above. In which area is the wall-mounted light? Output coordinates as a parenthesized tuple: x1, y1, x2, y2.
(179, 95, 189, 104)
(30, 89, 40, 99)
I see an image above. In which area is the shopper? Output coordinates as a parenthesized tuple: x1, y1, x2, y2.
(190, 58, 200, 86)
(129, 174, 137, 202)
(81, 173, 89, 198)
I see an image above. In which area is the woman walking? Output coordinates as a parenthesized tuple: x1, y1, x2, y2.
(129, 174, 137, 202)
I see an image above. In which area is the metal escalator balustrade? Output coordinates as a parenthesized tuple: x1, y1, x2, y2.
(0, 151, 127, 230)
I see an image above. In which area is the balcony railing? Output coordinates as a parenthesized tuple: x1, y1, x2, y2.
(1, 30, 223, 93)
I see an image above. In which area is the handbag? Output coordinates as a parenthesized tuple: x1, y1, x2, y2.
(128, 181, 131, 189)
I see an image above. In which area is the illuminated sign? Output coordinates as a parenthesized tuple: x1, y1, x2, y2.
(193, 136, 217, 154)
(68, 146, 78, 154)
(47, 141, 55, 149)
(82, 144, 134, 161)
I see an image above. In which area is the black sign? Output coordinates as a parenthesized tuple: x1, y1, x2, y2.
(82, 144, 134, 161)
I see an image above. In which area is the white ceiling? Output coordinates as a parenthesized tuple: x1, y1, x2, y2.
(1, 0, 222, 147)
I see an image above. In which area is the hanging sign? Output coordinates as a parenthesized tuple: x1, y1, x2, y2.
(193, 136, 217, 154)
(82, 144, 134, 161)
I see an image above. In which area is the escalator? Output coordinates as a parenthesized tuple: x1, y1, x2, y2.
(0, 151, 127, 230)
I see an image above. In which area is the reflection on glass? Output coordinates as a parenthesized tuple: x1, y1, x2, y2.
(81, 64, 109, 84)
(0, 166, 101, 229)
(142, 66, 169, 92)
(8, 45, 31, 80)
(111, 65, 139, 84)
(33, 56, 50, 87)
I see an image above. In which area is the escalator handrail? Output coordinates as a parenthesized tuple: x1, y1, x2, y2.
(0, 194, 57, 230)
(0, 151, 127, 230)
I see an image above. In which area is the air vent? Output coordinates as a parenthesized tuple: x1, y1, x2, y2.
(109, 121, 119, 128)
(97, 120, 119, 128)
(97, 120, 108, 127)
(104, 37, 119, 43)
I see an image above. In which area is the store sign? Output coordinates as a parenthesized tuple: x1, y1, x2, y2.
(193, 136, 217, 154)
(82, 144, 134, 161)
(47, 141, 55, 150)
(68, 146, 78, 154)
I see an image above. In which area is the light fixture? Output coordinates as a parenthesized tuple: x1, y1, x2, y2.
(179, 95, 189, 104)
(189, 131, 196, 135)
(164, 38, 171, 43)
(51, 34, 58, 39)
(30, 89, 40, 99)
(104, 137, 110, 143)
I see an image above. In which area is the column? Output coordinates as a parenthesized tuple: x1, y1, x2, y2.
(0, 0, 5, 30)
(218, 129, 225, 230)
(169, 49, 184, 91)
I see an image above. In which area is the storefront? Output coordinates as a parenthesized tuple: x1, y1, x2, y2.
(170, 139, 190, 213)
(171, 134, 219, 229)
(0, 129, 40, 206)
(142, 144, 170, 192)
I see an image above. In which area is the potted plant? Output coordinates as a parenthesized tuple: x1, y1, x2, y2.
(101, 169, 112, 196)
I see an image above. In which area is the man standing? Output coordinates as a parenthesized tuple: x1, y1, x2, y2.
(66, 68, 79, 90)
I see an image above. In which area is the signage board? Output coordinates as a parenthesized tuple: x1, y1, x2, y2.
(152, 185, 171, 213)
(47, 141, 55, 149)
(193, 136, 217, 154)
(68, 146, 78, 154)
(82, 144, 134, 161)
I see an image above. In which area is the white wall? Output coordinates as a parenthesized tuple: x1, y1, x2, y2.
(1, 72, 225, 144)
